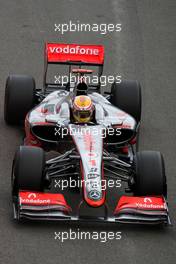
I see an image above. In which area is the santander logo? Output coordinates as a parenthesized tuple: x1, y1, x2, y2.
(49, 45, 99, 56)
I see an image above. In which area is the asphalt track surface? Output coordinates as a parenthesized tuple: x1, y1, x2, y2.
(0, 0, 176, 263)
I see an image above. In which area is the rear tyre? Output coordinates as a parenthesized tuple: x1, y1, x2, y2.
(110, 80, 142, 123)
(12, 146, 45, 196)
(4, 75, 36, 125)
(133, 151, 167, 196)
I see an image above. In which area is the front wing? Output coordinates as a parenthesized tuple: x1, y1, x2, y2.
(13, 191, 170, 225)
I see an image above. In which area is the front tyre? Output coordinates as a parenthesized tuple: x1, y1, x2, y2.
(133, 151, 167, 197)
(12, 146, 45, 196)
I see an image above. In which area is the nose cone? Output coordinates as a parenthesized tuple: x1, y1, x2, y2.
(69, 124, 106, 207)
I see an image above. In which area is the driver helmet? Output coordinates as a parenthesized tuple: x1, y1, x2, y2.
(72, 95, 94, 123)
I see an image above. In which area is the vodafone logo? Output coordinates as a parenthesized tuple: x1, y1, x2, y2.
(136, 197, 166, 209)
(49, 45, 99, 56)
(135, 197, 166, 209)
(20, 192, 50, 205)
(144, 197, 152, 203)
(20, 198, 51, 204)
(135, 203, 165, 209)
(28, 193, 37, 199)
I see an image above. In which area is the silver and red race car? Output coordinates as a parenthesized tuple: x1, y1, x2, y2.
(4, 43, 170, 225)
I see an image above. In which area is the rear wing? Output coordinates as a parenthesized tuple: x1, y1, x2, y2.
(43, 43, 104, 91)
(45, 43, 104, 65)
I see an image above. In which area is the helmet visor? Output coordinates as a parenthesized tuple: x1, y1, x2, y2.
(73, 110, 92, 122)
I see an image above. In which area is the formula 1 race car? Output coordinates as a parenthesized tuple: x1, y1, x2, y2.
(4, 43, 170, 225)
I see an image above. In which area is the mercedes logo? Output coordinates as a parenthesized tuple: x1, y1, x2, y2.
(88, 190, 101, 200)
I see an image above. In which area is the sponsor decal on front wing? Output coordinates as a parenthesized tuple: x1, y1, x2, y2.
(114, 196, 167, 214)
